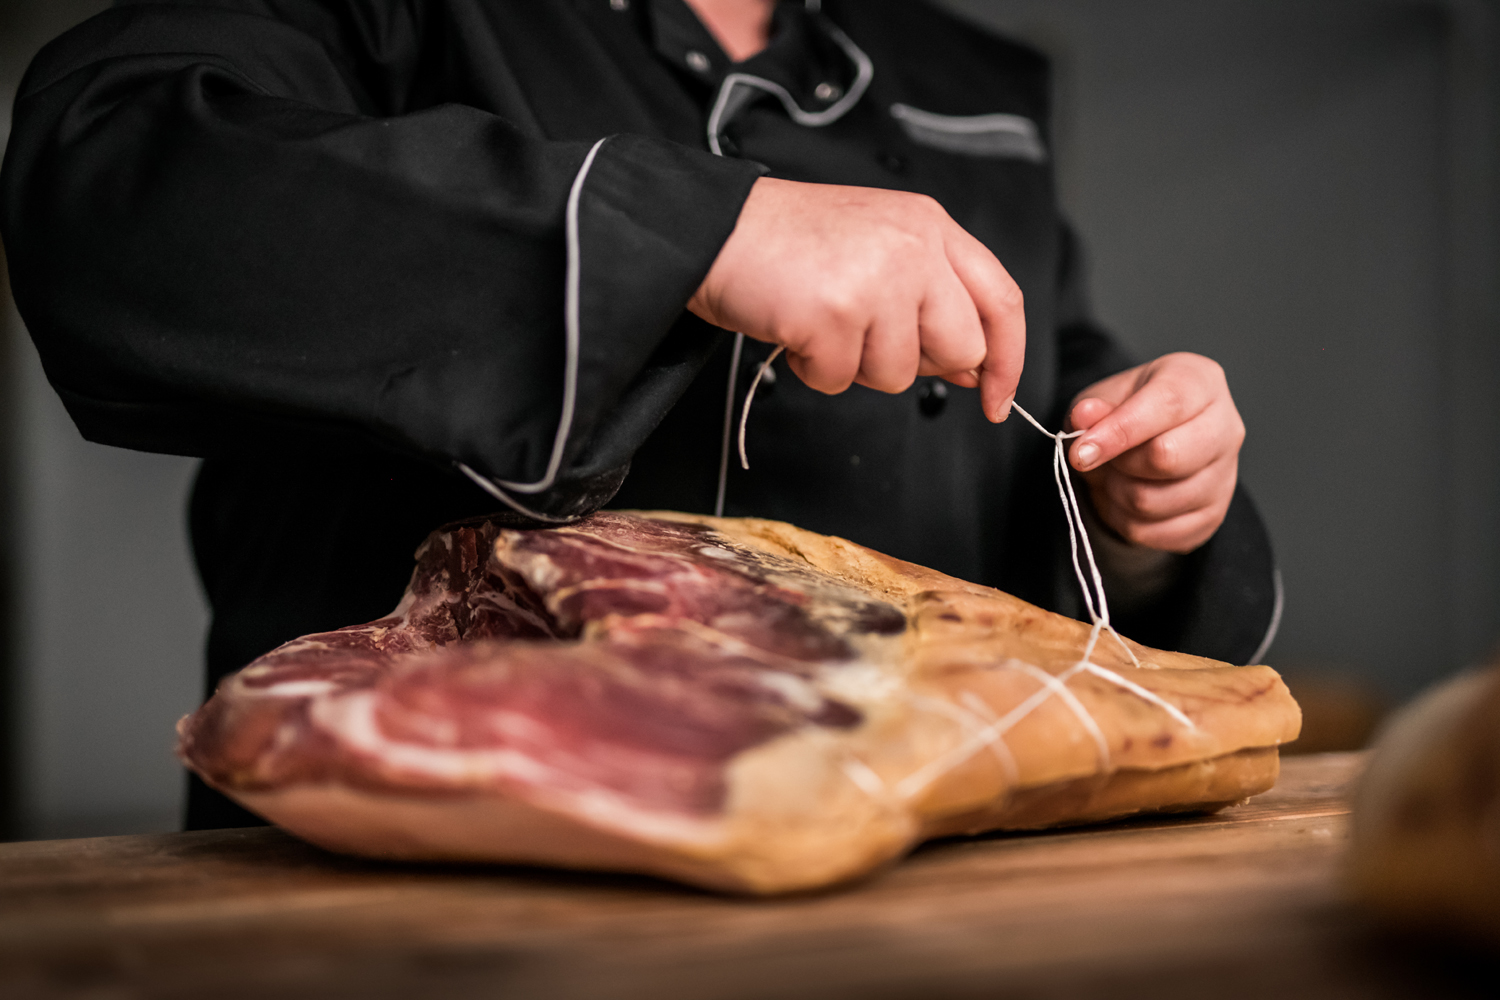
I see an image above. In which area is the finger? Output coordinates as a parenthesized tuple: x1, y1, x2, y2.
(1070, 358, 1221, 471)
(1106, 402, 1244, 481)
(1104, 502, 1231, 554)
(1067, 366, 1146, 431)
(944, 227, 1025, 422)
(942, 369, 981, 389)
(1089, 455, 1238, 523)
(1067, 396, 1117, 434)
(854, 308, 922, 394)
(914, 265, 986, 378)
(784, 321, 865, 395)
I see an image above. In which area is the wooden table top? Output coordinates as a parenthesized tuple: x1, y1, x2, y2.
(0, 752, 1489, 999)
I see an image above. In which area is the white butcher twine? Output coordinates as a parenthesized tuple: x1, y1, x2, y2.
(1006, 401, 1142, 673)
(728, 355, 1197, 801)
(731, 349, 1139, 675)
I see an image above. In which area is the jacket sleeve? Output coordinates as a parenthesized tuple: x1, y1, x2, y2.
(0, 0, 764, 520)
(1048, 223, 1281, 666)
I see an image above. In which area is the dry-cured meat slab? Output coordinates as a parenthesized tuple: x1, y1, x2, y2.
(178, 512, 1301, 893)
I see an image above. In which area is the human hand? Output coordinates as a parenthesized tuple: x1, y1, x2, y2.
(687, 176, 1026, 421)
(1066, 352, 1244, 554)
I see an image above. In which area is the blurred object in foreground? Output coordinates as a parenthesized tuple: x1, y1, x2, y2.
(1349, 664, 1500, 948)
(1279, 671, 1388, 755)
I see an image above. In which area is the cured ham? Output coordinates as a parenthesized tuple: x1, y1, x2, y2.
(178, 512, 1301, 893)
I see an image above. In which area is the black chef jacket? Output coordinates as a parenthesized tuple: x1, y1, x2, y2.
(1, 0, 1278, 829)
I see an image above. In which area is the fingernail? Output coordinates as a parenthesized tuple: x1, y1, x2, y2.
(1076, 442, 1100, 468)
(995, 394, 1014, 422)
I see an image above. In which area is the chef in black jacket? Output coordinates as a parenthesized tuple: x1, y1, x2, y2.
(0, 0, 1278, 829)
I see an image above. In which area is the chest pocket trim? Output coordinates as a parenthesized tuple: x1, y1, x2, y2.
(890, 104, 1047, 162)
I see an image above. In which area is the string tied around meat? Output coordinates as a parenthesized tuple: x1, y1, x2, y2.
(728, 346, 1139, 673)
(724, 350, 1195, 806)
(1006, 401, 1141, 671)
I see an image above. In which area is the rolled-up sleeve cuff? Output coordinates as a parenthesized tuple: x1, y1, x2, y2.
(457, 134, 766, 520)
(1112, 484, 1280, 666)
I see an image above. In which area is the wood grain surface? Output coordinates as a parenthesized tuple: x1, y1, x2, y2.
(0, 753, 1490, 999)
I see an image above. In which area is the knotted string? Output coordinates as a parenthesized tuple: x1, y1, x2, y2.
(1008, 401, 1141, 670)
(728, 367, 1195, 803)
(735, 357, 1138, 672)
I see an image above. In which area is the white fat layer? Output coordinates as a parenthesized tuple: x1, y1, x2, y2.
(468, 587, 554, 636)
(518, 553, 564, 593)
(815, 661, 902, 707)
(695, 545, 737, 561)
(309, 692, 720, 845)
(255, 680, 340, 699)
(756, 672, 824, 712)
(314, 693, 560, 786)
(840, 757, 889, 799)
(549, 579, 671, 606)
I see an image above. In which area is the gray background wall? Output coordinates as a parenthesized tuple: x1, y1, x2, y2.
(949, 0, 1500, 685)
(3, 0, 204, 840)
(1, 0, 1497, 839)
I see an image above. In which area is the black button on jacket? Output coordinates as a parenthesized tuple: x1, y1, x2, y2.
(0, 1, 1278, 714)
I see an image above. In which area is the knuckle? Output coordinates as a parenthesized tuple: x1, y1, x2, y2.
(1126, 519, 1177, 552)
(874, 371, 917, 394)
(889, 221, 928, 249)
(1122, 483, 1160, 519)
(771, 323, 813, 358)
(995, 280, 1025, 313)
(790, 353, 852, 396)
(928, 330, 987, 371)
(1146, 433, 1183, 476)
(811, 370, 855, 395)
(819, 289, 864, 328)
(878, 229, 929, 272)
(959, 345, 988, 371)
(1166, 350, 1213, 372)
(1175, 351, 1228, 390)
(1119, 519, 1155, 548)
(1099, 419, 1134, 455)
(909, 192, 945, 217)
(1152, 382, 1189, 426)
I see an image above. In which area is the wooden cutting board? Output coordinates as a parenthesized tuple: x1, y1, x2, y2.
(0, 753, 1487, 999)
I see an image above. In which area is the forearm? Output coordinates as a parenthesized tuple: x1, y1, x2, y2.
(1, 3, 762, 515)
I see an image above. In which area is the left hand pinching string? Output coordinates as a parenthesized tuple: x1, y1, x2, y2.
(1065, 352, 1246, 555)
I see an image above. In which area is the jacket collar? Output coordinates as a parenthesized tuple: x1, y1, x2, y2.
(646, 0, 858, 111)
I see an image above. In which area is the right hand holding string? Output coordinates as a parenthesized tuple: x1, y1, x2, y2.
(686, 177, 1027, 422)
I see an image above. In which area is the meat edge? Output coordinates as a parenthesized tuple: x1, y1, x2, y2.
(213, 746, 1282, 895)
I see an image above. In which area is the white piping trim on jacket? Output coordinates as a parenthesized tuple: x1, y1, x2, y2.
(705, 24, 873, 156)
(456, 462, 578, 523)
(1247, 568, 1284, 665)
(889, 103, 1047, 162)
(714, 333, 745, 517)
(457, 137, 609, 519)
(709, 16, 870, 512)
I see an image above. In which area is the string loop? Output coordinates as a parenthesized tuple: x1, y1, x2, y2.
(729, 378, 1198, 805)
(1009, 402, 1140, 670)
(730, 364, 1138, 673)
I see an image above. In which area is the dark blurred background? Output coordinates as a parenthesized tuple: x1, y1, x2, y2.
(1, 0, 1497, 841)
